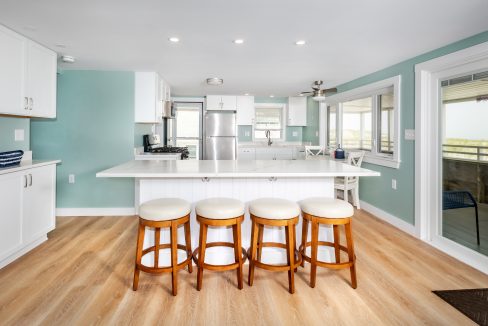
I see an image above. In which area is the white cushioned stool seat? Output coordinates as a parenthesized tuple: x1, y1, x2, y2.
(195, 198, 245, 219)
(299, 197, 354, 218)
(249, 198, 300, 220)
(139, 198, 191, 221)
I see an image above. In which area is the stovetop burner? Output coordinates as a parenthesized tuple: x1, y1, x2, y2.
(148, 146, 189, 159)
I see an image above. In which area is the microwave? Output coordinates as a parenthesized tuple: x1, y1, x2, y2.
(162, 100, 175, 119)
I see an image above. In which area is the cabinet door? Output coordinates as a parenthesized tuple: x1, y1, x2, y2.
(274, 148, 294, 160)
(22, 165, 56, 243)
(237, 148, 256, 160)
(255, 148, 276, 160)
(206, 95, 222, 110)
(0, 172, 23, 261)
(0, 26, 26, 116)
(287, 97, 307, 126)
(26, 41, 57, 118)
(220, 96, 237, 111)
(135, 72, 158, 123)
(236, 96, 255, 125)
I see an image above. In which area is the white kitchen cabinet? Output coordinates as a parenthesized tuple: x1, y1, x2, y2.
(22, 165, 56, 244)
(0, 172, 23, 263)
(0, 25, 57, 118)
(206, 95, 237, 111)
(252, 147, 296, 160)
(135, 72, 164, 123)
(0, 163, 57, 269)
(237, 147, 256, 160)
(236, 96, 255, 125)
(287, 96, 307, 126)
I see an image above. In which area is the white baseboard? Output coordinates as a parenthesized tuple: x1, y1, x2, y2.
(359, 200, 417, 237)
(56, 207, 136, 217)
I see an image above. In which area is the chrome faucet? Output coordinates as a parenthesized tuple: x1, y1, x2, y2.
(265, 130, 273, 146)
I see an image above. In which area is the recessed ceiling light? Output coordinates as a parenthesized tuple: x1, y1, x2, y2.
(169, 37, 180, 43)
(206, 77, 223, 86)
(299, 94, 304, 96)
(295, 40, 306, 46)
(233, 39, 244, 44)
(270, 95, 275, 98)
(244, 93, 250, 96)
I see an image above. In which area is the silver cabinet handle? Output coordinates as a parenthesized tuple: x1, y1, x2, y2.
(24, 175, 28, 188)
(29, 174, 33, 186)
(29, 98, 33, 110)
(24, 97, 29, 110)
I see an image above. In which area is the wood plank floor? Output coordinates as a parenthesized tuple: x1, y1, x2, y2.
(1, 210, 487, 325)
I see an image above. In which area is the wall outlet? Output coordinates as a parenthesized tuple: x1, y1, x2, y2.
(292, 131, 298, 137)
(245, 131, 250, 137)
(14, 129, 24, 141)
(69, 174, 75, 184)
(404, 129, 415, 140)
(391, 179, 397, 190)
(315, 131, 319, 137)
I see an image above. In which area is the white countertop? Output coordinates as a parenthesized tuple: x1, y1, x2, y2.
(0, 160, 61, 176)
(96, 159, 380, 178)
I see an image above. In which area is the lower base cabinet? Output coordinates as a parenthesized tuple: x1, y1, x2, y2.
(0, 163, 56, 268)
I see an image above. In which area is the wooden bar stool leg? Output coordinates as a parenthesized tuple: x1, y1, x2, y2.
(310, 220, 319, 288)
(133, 222, 145, 291)
(233, 222, 244, 289)
(248, 219, 259, 286)
(300, 219, 308, 267)
(170, 222, 178, 296)
(333, 224, 340, 263)
(197, 224, 208, 291)
(184, 220, 193, 273)
(154, 227, 160, 268)
(345, 220, 357, 289)
(293, 225, 298, 272)
(285, 223, 295, 294)
(257, 224, 264, 262)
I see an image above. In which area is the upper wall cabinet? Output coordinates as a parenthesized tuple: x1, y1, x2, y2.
(236, 96, 255, 125)
(0, 25, 57, 118)
(287, 96, 307, 126)
(135, 72, 170, 123)
(206, 95, 237, 111)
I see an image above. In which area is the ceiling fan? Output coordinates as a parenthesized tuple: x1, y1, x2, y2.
(300, 80, 337, 101)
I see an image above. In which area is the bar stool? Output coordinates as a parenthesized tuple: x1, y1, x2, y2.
(248, 198, 302, 294)
(194, 198, 247, 290)
(132, 198, 193, 296)
(299, 197, 356, 289)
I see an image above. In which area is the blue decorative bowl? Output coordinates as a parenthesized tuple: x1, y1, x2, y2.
(0, 150, 24, 168)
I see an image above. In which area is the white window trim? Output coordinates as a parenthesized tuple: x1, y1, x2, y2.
(253, 103, 286, 142)
(415, 41, 488, 274)
(326, 75, 402, 169)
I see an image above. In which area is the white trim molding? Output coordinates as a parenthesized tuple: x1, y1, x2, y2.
(56, 207, 136, 217)
(359, 200, 417, 237)
(415, 41, 488, 274)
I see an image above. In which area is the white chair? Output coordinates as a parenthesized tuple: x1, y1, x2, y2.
(334, 151, 365, 209)
(305, 146, 325, 159)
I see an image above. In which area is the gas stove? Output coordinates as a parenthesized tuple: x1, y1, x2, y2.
(148, 146, 189, 159)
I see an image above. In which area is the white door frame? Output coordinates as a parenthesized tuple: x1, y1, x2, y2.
(415, 41, 488, 274)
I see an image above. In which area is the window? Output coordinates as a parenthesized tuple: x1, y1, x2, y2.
(254, 104, 284, 140)
(327, 76, 401, 168)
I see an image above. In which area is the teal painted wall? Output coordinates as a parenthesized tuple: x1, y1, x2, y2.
(303, 97, 320, 145)
(336, 31, 488, 225)
(134, 124, 153, 147)
(31, 71, 135, 208)
(0, 117, 30, 152)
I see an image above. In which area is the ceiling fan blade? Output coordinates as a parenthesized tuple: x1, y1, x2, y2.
(300, 91, 313, 95)
(324, 87, 337, 93)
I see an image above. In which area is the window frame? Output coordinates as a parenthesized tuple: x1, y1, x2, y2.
(253, 103, 286, 142)
(326, 75, 402, 169)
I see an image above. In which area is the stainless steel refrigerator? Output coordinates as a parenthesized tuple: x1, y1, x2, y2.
(204, 111, 237, 160)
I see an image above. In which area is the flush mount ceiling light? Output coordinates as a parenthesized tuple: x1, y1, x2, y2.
(206, 77, 223, 86)
(61, 55, 75, 63)
(233, 39, 244, 44)
(168, 37, 180, 43)
(295, 40, 306, 46)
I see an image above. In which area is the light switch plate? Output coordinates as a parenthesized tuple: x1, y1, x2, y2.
(315, 131, 319, 137)
(14, 129, 24, 141)
(404, 129, 415, 140)
(69, 174, 75, 184)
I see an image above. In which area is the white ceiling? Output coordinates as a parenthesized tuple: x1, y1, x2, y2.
(1, 0, 487, 96)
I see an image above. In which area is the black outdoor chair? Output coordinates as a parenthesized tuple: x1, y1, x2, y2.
(442, 190, 480, 245)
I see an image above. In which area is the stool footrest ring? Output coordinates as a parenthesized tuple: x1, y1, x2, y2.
(137, 244, 192, 274)
(299, 241, 355, 270)
(248, 241, 303, 272)
(193, 242, 247, 272)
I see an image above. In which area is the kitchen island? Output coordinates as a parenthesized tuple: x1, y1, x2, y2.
(97, 159, 380, 265)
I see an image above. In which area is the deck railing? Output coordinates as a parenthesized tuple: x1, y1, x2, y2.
(443, 144, 488, 162)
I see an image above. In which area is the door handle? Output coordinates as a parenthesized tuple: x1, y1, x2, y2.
(24, 97, 29, 110)
(29, 98, 33, 110)
(29, 174, 33, 186)
(24, 175, 28, 188)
